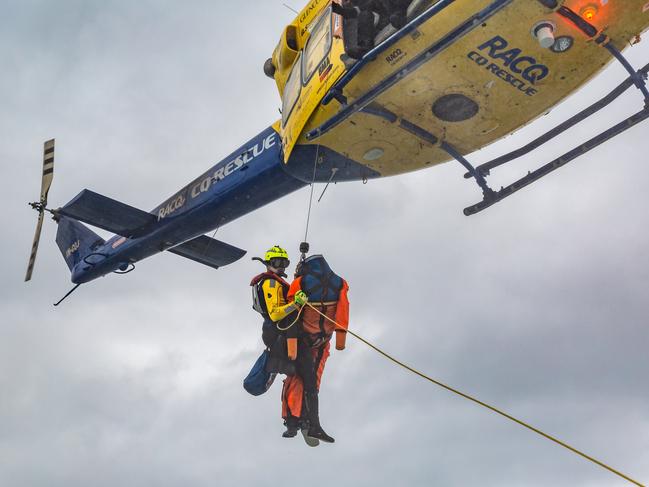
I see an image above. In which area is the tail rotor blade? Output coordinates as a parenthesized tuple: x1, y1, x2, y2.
(25, 210, 45, 282)
(25, 139, 55, 282)
(41, 139, 55, 205)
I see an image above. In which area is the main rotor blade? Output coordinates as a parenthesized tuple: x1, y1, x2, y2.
(25, 210, 45, 282)
(41, 139, 55, 205)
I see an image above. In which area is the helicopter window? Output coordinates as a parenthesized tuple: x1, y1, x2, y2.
(282, 53, 302, 126)
(302, 7, 332, 85)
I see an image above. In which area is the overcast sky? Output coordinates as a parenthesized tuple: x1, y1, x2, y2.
(2, 1, 648, 486)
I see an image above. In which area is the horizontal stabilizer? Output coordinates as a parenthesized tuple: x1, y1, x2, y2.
(58, 189, 155, 237)
(168, 235, 246, 269)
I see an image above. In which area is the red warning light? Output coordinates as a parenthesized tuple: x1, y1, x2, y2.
(580, 5, 598, 21)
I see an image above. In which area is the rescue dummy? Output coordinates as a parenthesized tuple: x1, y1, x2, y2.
(282, 254, 350, 444)
(250, 246, 308, 377)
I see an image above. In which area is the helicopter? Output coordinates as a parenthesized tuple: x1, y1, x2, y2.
(25, 0, 649, 302)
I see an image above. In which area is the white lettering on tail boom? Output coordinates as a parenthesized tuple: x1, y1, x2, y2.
(190, 133, 276, 200)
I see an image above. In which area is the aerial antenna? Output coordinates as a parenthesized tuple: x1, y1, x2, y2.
(317, 167, 338, 203)
(282, 3, 298, 14)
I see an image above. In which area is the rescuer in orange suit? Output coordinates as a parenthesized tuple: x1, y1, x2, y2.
(281, 254, 350, 444)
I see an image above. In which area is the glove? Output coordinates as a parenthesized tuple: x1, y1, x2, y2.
(294, 290, 308, 307)
(287, 338, 297, 360)
(335, 330, 347, 351)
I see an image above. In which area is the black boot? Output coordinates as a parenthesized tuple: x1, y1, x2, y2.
(304, 392, 335, 443)
(282, 416, 299, 438)
(299, 421, 320, 447)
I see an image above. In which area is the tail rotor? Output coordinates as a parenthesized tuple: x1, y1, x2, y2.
(25, 139, 56, 282)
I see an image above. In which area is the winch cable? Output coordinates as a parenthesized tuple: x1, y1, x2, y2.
(298, 145, 321, 262)
(301, 302, 645, 487)
(302, 145, 320, 246)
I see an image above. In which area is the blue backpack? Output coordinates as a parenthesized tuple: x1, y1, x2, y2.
(243, 349, 277, 396)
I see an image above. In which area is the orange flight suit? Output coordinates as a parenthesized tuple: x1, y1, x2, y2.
(281, 277, 349, 420)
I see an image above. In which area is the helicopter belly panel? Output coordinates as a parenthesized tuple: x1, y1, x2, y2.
(296, 0, 649, 179)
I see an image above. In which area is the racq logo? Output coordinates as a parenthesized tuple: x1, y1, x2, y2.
(157, 194, 186, 221)
(386, 48, 405, 65)
(467, 35, 550, 97)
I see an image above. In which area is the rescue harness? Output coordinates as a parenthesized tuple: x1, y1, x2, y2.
(295, 255, 345, 346)
(250, 271, 290, 321)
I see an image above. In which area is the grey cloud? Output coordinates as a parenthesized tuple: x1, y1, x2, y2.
(2, 1, 649, 487)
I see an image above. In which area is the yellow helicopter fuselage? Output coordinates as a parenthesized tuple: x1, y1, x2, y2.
(271, 0, 649, 182)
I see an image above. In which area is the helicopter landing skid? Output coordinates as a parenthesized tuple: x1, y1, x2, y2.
(456, 4, 649, 216)
(457, 52, 649, 216)
(460, 106, 649, 216)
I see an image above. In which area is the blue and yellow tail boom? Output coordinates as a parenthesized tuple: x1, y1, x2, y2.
(54, 127, 306, 284)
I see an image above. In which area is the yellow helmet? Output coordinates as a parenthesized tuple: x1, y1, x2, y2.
(264, 245, 289, 262)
